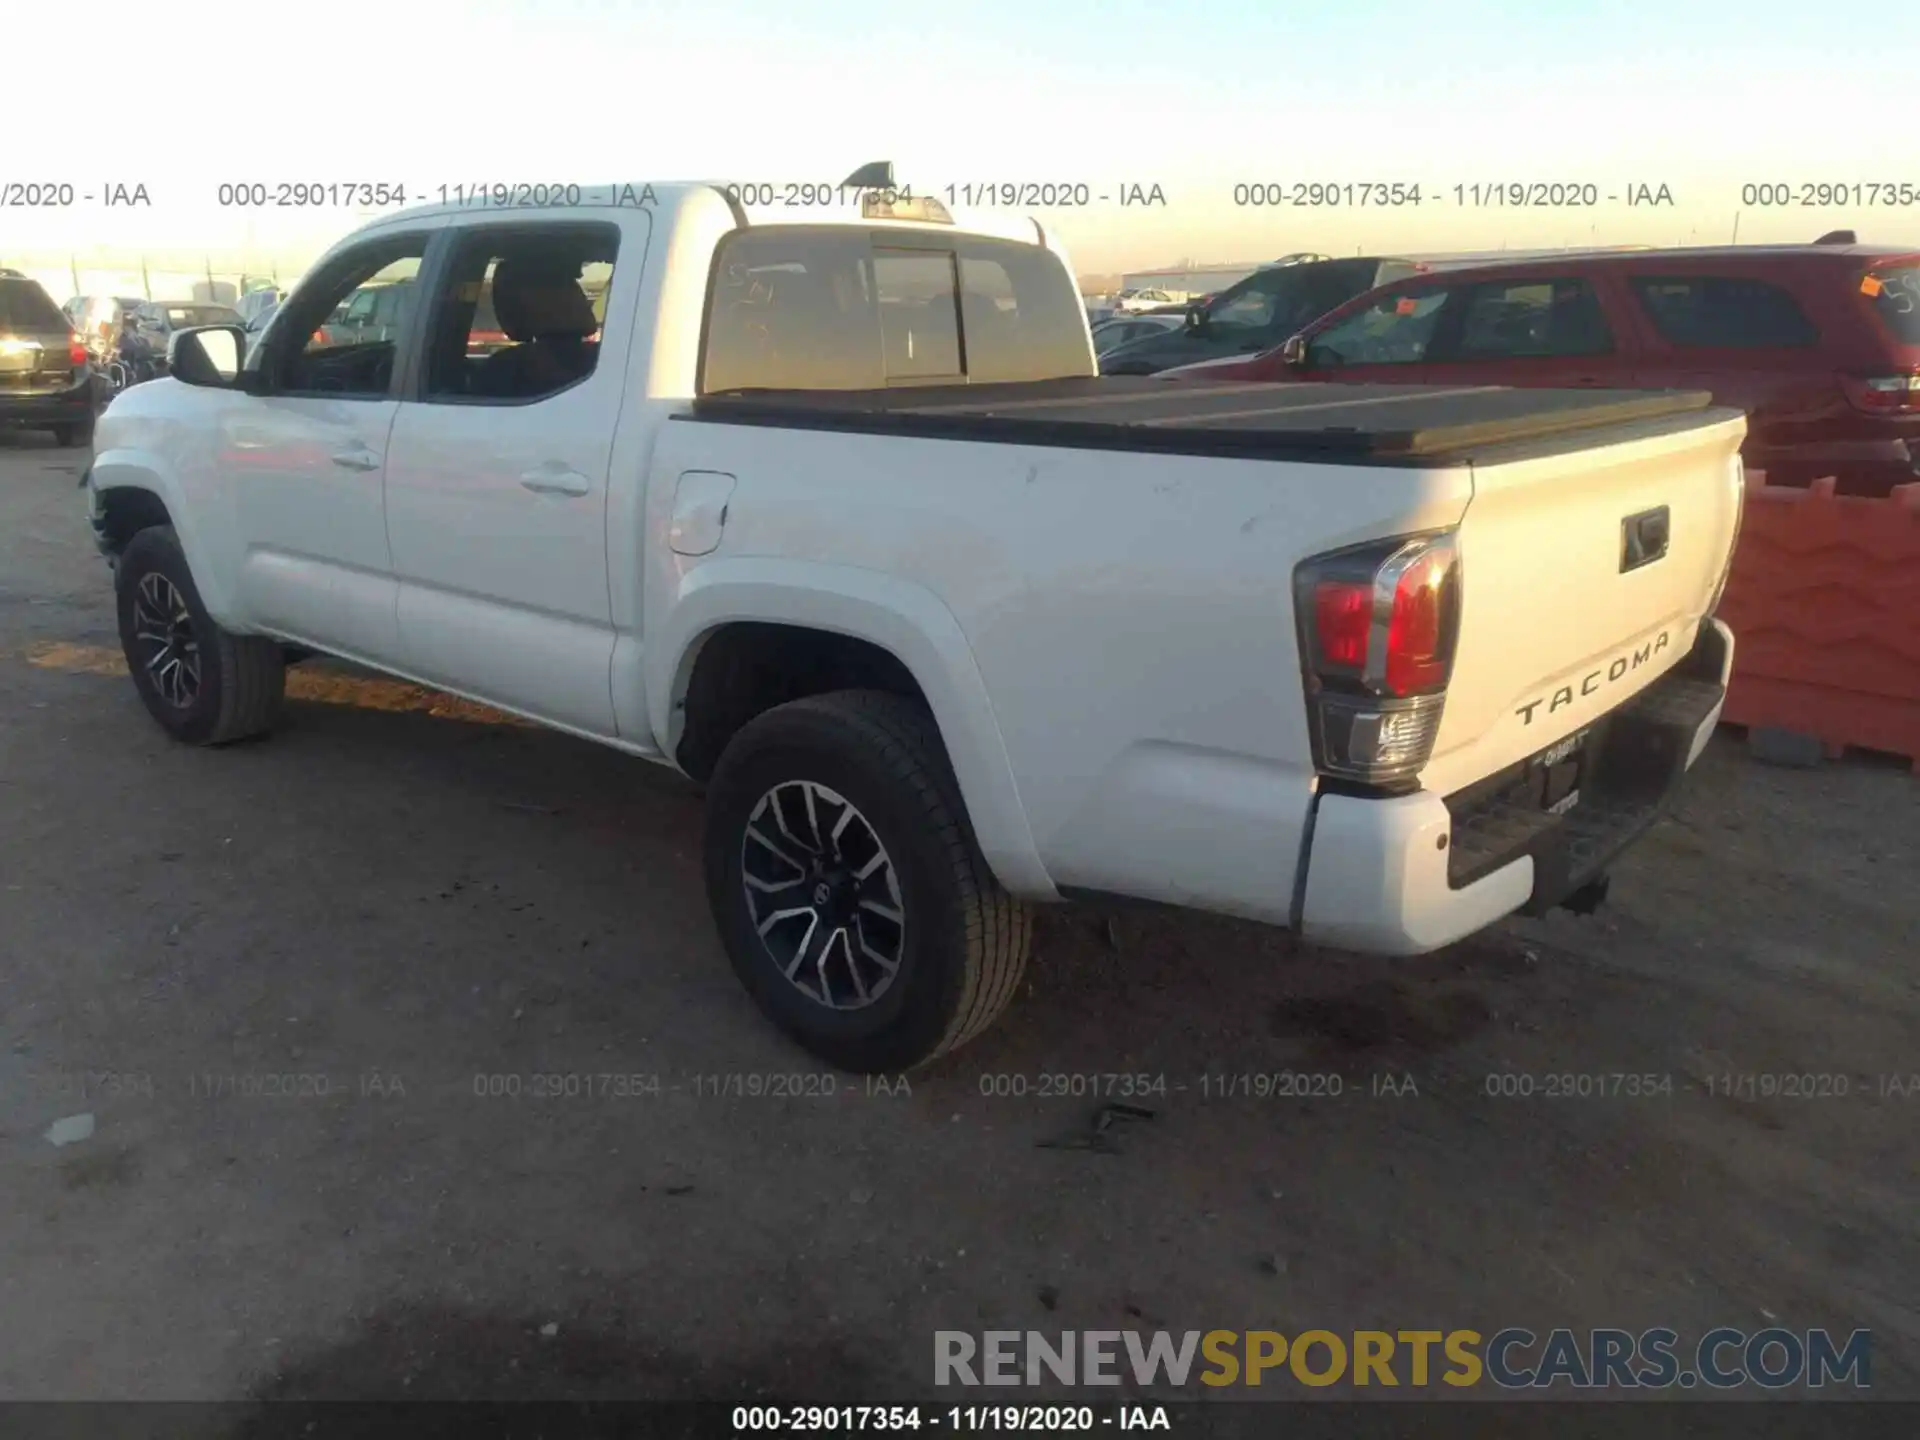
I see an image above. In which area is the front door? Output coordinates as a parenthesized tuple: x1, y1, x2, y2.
(1418, 275, 1625, 389)
(382, 215, 642, 736)
(227, 232, 434, 663)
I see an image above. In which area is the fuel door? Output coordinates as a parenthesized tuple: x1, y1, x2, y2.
(669, 470, 737, 557)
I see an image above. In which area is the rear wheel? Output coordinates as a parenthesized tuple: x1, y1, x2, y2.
(703, 690, 1032, 1073)
(115, 525, 286, 745)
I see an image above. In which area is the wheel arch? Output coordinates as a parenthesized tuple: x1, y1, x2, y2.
(89, 456, 242, 625)
(650, 559, 1059, 901)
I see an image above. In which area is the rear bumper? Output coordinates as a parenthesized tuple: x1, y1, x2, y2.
(1747, 435, 1917, 494)
(1297, 618, 1732, 955)
(0, 375, 94, 427)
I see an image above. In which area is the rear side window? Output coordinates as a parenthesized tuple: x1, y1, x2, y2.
(1446, 278, 1613, 359)
(1865, 266, 1920, 344)
(0, 279, 69, 332)
(701, 227, 1093, 393)
(1631, 275, 1818, 349)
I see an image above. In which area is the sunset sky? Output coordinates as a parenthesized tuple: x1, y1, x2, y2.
(7, 0, 1916, 278)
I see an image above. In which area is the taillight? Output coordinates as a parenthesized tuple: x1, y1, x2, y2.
(68, 333, 88, 366)
(1294, 532, 1461, 787)
(1838, 371, 1920, 415)
(312, 330, 327, 346)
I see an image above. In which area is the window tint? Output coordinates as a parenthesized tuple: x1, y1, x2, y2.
(956, 240, 1092, 383)
(875, 249, 962, 379)
(1445, 278, 1612, 359)
(273, 236, 427, 398)
(0, 278, 69, 332)
(701, 227, 1092, 393)
(1307, 287, 1450, 367)
(1206, 273, 1283, 336)
(1631, 275, 1818, 349)
(1866, 266, 1920, 344)
(423, 224, 617, 403)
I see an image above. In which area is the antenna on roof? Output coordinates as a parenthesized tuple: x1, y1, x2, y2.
(843, 161, 895, 190)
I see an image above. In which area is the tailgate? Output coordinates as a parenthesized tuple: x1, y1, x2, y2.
(1420, 407, 1747, 795)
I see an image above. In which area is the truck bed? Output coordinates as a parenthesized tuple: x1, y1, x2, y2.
(689, 376, 1720, 467)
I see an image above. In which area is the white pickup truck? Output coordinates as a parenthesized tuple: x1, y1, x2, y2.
(83, 176, 1746, 1072)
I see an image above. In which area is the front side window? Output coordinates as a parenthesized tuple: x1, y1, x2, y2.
(1631, 275, 1818, 349)
(1307, 287, 1450, 367)
(422, 223, 619, 403)
(1444, 278, 1612, 360)
(1206, 274, 1284, 338)
(269, 235, 427, 398)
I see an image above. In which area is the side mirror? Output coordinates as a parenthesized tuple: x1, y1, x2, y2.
(1280, 333, 1309, 368)
(169, 326, 246, 387)
(1185, 304, 1208, 334)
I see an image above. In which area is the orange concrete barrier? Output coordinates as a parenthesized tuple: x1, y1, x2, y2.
(1716, 473, 1920, 769)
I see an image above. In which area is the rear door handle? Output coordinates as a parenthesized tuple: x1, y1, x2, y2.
(520, 466, 592, 498)
(331, 445, 380, 471)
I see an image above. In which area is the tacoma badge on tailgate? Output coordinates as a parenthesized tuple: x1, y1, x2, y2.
(1515, 630, 1673, 726)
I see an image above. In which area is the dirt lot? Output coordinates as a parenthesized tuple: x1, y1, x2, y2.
(1, 430, 1915, 1406)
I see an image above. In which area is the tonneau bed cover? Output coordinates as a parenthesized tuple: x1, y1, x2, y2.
(690, 376, 1722, 466)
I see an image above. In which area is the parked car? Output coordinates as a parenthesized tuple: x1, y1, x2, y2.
(0, 273, 94, 445)
(1108, 287, 1184, 314)
(1164, 243, 1920, 495)
(1099, 256, 1424, 375)
(127, 301, 244, 367)
(85, 180, 1742, 1071)
(235, 288, 285, 331)
(77, 296, 153, 360)
(1091, 313, 1184, 356)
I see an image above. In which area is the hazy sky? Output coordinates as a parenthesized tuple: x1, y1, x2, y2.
(8, 0, 1917, 274)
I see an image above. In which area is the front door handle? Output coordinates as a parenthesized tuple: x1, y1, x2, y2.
(520, 466, 592, 498)
(331, 445, 380, 471)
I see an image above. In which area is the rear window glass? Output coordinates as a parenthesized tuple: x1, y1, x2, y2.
(0, 278, 70, 332)
(1865, 266, 1920, 344)
(1631, 276, 1819, 349)
(702, 228, 1093, 393)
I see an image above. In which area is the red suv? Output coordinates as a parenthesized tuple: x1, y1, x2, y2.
(1171, 244, 1920, 495)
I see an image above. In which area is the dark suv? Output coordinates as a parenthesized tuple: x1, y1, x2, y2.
(0, 274, 94, 446)
(1097, 256, 1423, 375)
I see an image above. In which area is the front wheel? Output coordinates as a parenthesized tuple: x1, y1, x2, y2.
(703, 690, 1032, 1073)
(115, 525, 286, 745)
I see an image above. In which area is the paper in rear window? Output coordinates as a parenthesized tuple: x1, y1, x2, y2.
(1867, 266, 1920, 344)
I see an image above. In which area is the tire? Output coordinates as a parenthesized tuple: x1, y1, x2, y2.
(115, 525, 286, 746)
(703, 690, 1032, 1073)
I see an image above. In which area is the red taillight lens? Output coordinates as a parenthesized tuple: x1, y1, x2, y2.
(1295, 533, 1461, 786)
(1838, 371, 1920, 415)
(1313, 580, 1372, 669)
(1384, 548, 1452, 696)
(69, 334, 88, 366)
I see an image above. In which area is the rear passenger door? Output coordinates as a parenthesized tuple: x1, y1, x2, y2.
(1419, 276, 1624, 389)
(382, 215, 642, 737)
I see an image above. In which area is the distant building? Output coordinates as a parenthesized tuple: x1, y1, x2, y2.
(1119, 263, 1261, 298)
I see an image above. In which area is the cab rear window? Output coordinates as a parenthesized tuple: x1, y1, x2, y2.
(1865, 266, 1920, 344)
(702, 227, 1093, 393)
